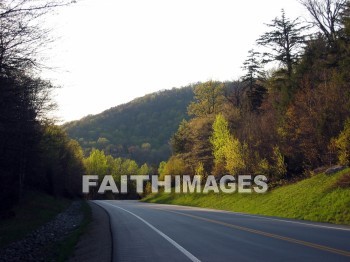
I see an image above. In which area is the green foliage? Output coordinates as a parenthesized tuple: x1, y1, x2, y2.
(97, 137, 110, 148)
(256, 158, 271, 176)
(210, 114, 231, 166)
(224, 139, 248, 176)
(241, 49, 267, 112)
(172, 115, 215, 175)
(334, 118, 350, 165)
(144, 169, 350, 225)
(165, 4, 350, 186)
(210, 114, 248, 175)
(272, 146, 287, 180)
(64, 87, 194, 165)
(195, 162, 206, 179)
(160, 156, 188, 180)
(158, 161, 167, 178)
(257, 9, 308, 77)
(0, 191, 70, 248)
(84, 149, 108, 181)
(171, 120, 191, 154)
(83, 149, 156, 198)
(188, 81, 225, 117)
(36, 125, 85, 197)
(144, 182, 153, 197)
(139, 163, 152, 176)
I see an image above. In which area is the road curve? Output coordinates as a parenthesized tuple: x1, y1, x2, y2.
(94, 200, 350, 262)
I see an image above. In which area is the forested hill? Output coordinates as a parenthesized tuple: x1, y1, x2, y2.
(64, 86, 194, 164)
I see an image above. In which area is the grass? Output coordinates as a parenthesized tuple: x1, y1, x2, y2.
(51, 201, 92, 262)
(0, 190, 92, 261)
(0, 190, 70, 248)
(143, 169, 350, 225)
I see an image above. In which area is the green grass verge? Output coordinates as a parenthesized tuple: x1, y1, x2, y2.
(143, 169, 350, 225)
(51, 201, 92, 262)
(0, 191, 70, 248)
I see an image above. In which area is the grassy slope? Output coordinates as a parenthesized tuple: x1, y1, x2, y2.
(0, 190, 92, 261)
(0, 191, 71, 248)
(143, 169, 350, 225)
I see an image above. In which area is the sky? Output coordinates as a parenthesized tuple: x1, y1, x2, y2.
(41, 0, 308, 123)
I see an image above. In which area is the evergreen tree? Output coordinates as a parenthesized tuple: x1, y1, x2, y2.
(241, 49, 267, 112)
(257, 9, 309, 77)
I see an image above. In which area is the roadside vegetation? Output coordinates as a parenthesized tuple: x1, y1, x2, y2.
(79, 1, 350, 215)
(64, 87, 194, 164)
(0, 1, 89, 257)
(144, 169, 350, 225)
(0, 0, 85, 216)
(51, 201, 92, 262)
(1, 0, 350, 256)
(149, 0, 350, 200)
(0, 191, 70, 248)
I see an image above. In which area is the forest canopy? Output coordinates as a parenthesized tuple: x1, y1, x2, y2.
(160, 0, 350, 185)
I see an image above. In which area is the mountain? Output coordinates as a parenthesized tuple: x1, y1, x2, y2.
(63, 86, 195, 165)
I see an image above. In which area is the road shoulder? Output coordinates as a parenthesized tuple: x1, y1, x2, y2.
(69, 201, 112, 262)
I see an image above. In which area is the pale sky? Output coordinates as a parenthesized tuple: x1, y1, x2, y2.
(41, 0, 308, 123)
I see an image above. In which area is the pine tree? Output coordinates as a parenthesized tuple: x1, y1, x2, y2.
(257, 9, 309, 77)
(241, 49, 267, 112)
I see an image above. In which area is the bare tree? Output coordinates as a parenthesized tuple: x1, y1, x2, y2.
(0, 0, 73, 75)
(300, 0, 347, 46)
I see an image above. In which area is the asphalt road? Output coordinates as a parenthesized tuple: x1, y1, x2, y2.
(94, 200, 350, 262)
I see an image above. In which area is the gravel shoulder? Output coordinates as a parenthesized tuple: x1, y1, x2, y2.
(0, 201, 84, 262)
(68, 201, 112, 262)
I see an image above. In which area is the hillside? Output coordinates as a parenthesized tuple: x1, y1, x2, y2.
(64, 86, 194, 164)
(143, 169, 350, 225)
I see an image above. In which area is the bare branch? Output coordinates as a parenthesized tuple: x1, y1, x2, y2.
(299, 0, 347, 45)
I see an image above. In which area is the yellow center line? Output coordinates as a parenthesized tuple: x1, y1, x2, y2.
(153, 207, 350, 257)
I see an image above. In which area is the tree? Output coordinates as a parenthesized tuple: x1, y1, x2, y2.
(84, 149, 108, 181)
(210, 114, 247, 176)
(334, 118, 350, 165)
(0, 73, 56, 210)
(161, 156, 188, 179)
(341, 1, 350, 38)
(271, 146, 287, 180)
(224, 137, 248, 176)
(171, 120, 191, 154)
(29, 125, 85, 197)
(210, 114, 231, 168)
(241, 49, 267, 112)
(188, 81, 225, 117)
(138, 163, 151, 176)
(257, 9, 308, 77)
(0, 0, 75, 212)
(0, 0, 73, 75)
(300, 0, 347, 46)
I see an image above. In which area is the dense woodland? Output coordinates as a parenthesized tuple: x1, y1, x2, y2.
(1, 0, 350, 208)
(160, 0, 350, 186)
(0, 0, 85, 215)
(71, 0, 350, 197)
(64, 87, 194, 164)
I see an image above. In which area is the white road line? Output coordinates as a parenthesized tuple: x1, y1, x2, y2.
(97, 201, 201, 262)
